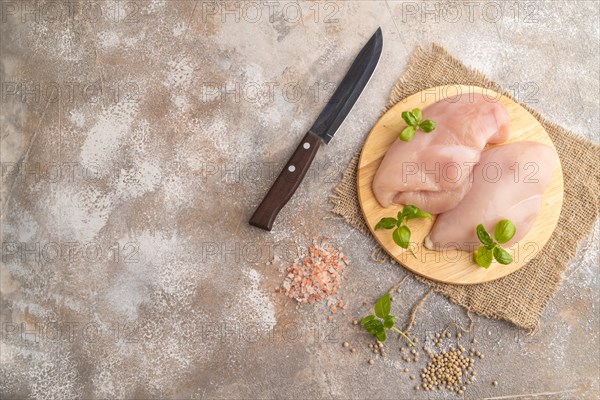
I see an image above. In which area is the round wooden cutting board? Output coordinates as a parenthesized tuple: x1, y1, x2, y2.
(357, 85, 564, 285)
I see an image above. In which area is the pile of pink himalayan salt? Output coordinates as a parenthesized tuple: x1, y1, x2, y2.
(280, 237, 349, 313)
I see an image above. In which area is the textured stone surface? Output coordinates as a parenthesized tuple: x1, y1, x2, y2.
(1, 1, 598, 398)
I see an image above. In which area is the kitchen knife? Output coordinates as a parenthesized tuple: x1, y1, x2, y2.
(249, 28, 383, 231)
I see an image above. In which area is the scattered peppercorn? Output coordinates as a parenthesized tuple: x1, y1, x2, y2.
(419, 346, 478, 395)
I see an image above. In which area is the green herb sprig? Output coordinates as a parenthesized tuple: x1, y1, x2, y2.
(400, 108, 436, 141)
(361, 293, 414, 345)
(375, 205, 432, 249)
(474, 220, 517, 268)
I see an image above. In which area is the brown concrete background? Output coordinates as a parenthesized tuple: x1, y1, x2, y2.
(1, 1, 598, 399)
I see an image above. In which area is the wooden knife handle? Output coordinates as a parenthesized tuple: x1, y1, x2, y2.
(249, 131, 322, 231)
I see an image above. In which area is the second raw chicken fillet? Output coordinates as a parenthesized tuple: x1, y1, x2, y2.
(425, 141, 558, 251)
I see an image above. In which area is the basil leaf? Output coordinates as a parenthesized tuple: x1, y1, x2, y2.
(476, 224, 494, 246)
(474, 246, 494, 268)
(493, 247, 513, 265)
(374, 293, 391, 318)
(375, 217, 397, 230)
(363, 319, 383, 335)
(393, 226, 411, 249)
(361, 315, 375, 326)
(494, 220, 516, 244)
(419, 120, 436, 133)
(364, 319, 379, 330)
(401, 204, 432, 221)
(401, 205, 418, 219)
(383, 315, 395, 329)
(413, 210, 432, 219)
(401, 111, 418, 126)
(411, 108, 422, 122)
(400, 126, 416, 142)
(375, 329, 387, 342)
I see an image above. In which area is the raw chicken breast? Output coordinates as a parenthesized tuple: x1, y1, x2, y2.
(424, 141, 558, 251)
(373, 94, 510, 214)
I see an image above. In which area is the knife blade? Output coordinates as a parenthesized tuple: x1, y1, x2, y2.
(249, 28, 383, 231)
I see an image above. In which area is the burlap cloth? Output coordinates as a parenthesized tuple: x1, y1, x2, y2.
(331, 44, 600, 332)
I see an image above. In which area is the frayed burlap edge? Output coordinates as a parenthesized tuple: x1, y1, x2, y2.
(330, 44, 600, 333)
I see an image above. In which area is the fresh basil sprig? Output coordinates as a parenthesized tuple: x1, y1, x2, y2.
(375, 205, 432, 249)
(474, 220, 516, 268)
(399, 108, 437, 142)
(361, 293, 414, 345)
